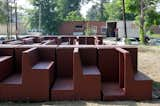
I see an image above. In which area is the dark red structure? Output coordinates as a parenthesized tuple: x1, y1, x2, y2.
(58, 21, 106, 35)
(0, 36, 152, 101)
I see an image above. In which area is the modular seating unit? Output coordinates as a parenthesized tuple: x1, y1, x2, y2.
(97, 36, 103, 44)
(98, 47, 152, 100)
(0, 45, 152, 101)
(86, 37, 96, 45)
(33, 36, 44, 43)
(78, 37, 87, 45)
(117, 47, 152, 100)
(98, 47, 125, 100)
(60, 36, 77, 45)
(0, 47, 23, 100)
(22, 38, 34, 44)
(3, 36, 103, 46)
(22, 47, 55, 101)
(69, 37, 77, 45)
(51, 47, 76, 100)
(74, 47, 101, 100)
(43, 36, 58, 41)
(43, 36, 59, 45)
(6, 40, 24, 45)
(42, 40, 57, 45)
(78, 36, 97, 45)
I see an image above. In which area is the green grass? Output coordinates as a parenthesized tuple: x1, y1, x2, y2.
(153, 81, 160, 88)
(150, 34, 160, 38)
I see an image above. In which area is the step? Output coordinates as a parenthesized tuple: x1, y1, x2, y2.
(51, 78, 73, 91)
(102, 82, 125, 100)
(82, 66, 100, 76)
(32, 61, 54, 70)
(0, 56, 12, 62)
(0, 73, 22, 85)
(134, 71, 152, 81)
(51, 78, 74, 100)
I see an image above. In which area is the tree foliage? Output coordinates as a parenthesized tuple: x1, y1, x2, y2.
(86, 0, 136, 21)
(86, 4, 102, 21)
(27, 0, 160, 37)
(0, 0, 8, 24)
(28, 0, 82, 34)
(125, 0, 160, 43)
(65, 11, 84, 21)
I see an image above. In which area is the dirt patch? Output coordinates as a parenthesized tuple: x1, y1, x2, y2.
(138, 46, 160, 82)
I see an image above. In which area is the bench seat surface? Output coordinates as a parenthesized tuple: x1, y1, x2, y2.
(52, 78, 73, 91)
(0, 56, 12, 62)
(83, 66, 100, 75)
(32, 61, 54, 70)
(1, 73, 22, 84)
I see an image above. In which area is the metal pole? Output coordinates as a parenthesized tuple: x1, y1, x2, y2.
(39, 3, 41, 32)
(122, 0, 127, 39)
(10, 3, 12, 37)
(15, 0, 18, 40)
(6, 0, 10, 39)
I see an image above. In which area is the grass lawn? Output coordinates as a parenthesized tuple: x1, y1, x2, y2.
(150, 34, 160, 38)
(0, 46, 160, 106)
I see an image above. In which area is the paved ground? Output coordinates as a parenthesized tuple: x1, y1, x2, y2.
(0, 45, 160, 106)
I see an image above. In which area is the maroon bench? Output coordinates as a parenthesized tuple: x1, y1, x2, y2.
(22, 47, 55, 101)
(0, 45, 152, 101)
(22, 38, 34, 44)
(116, 47, 152, 100)
(73, 47, 101, 100)
(51, 47, 76, 100)
(0, 47, 23, 100)
(98, 46, 152, 100)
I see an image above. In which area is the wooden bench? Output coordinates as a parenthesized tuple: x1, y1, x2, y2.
(74, 47, 101, 100)
(22, 47, 55, 101)
(51, 47, 75, 100)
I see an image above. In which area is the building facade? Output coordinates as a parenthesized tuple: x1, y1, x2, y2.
(58, 21, 107, 36)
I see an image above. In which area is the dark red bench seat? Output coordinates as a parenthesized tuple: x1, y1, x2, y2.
(134, 71, 151, 81)
(51, 78, 74, 100)
(52, 78, 73, 91)
(32, 61, 54, 70)
(1, 73, 22, 85)
(102, 82, 125, 100)
(83, 66, 100, 76)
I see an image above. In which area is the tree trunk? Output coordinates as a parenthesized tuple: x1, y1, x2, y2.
(122, 0, 127, 39)
(100, 0, 104, 20)
(140, 0, 145, 44)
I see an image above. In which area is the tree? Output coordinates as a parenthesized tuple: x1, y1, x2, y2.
(103, 0, 122, 20)
(84, 0, 110, 21)
(103, 0, 135, 21)
(29, 0, 59, 34)
(65, 11, 84, 21)
(0, 0, 8, 24)
(29, 0, 82, 34)
(85, 22, 92, 36)
(86, 4, 102, 21)
(126, 0, 159, 44)
(56, 0, 81, 20)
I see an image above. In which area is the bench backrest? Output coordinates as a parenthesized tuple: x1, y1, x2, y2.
(56, 48, 73, 78)
(98, 48, 119, 82)
(79, 48, 97, 66)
